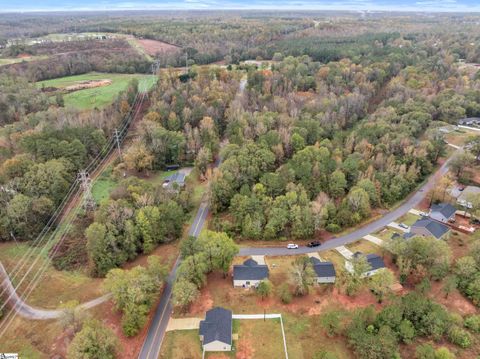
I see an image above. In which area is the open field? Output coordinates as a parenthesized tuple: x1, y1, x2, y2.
(236, 319, 286, 359)
(0, 55, 49, 66)
(0, 242, 103, 309)
(158, 329, 202, 359)
(444, 128, 479, 147)
(36, 72, 157, 110)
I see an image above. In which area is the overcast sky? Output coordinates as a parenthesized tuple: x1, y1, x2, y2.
(1, 0, 480, 13)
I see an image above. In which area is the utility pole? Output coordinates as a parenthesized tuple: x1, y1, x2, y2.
(78, 171, 96, 211)
(114, 129, 123, 160)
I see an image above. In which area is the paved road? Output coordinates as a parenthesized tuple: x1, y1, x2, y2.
(239, 152, 454, 257)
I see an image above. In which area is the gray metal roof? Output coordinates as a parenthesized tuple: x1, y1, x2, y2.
(430, 203, 456, 219)
(233, 259, 269, 281)
(352, 252, 385, 271)
(199, 307, 232, 346)
(412, 218, 450, 239)
(365, 254, 385, 271)
(310, 258, 336, 278)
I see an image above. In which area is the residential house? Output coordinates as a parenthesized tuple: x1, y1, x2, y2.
(411, 218, 450, 240)
(310, 257, 336, 284)
(451, 185, 480, 209)
(346, 252, 386, 277)
(199, 307, 232, 352)
(429, 203, 456, 223)
(162, 172, 186, 190)
(233, 258, 269, 288)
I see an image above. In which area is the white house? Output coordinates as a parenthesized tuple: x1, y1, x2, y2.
(310, 258, 336, 284)
(346, 252, 386, 277)
(199, 307, 232, 352)
(233, 258, 269, 288)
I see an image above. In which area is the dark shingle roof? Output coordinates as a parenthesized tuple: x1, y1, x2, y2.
(412, 218, 450, 239)
(233, 259, 269, 281)
(199, 307, 232, 346)
(430, 203, 456, 219)
(310, 258, 336, 278)
(366, 254, 385, 271)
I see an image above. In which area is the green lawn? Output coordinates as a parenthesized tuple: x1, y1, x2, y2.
(36, 72, 157, 110)
(91, 169, 117, 204)
(158, 330, 203, 359)
(397, 212, 420, 226)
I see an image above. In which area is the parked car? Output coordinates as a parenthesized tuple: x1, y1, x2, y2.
(287, 243, 299, 249)
(399, 223, 409, 229)
(307, 241, 321, 248)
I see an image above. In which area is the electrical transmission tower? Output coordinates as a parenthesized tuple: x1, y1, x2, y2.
(78, 171, 96, 211)
(114, 128, 123, 160)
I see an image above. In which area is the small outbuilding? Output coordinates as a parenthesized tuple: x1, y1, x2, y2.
(429, 203, 456, 223)
(411, 218, 450, 240)
(199, 307, 232, 352)
(233, 258, 269, 288)
(310, 257, 336, 284)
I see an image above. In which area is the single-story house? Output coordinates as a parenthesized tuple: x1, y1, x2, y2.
(453, 186, 480, 209)
(346, 252, 386, 277)
(233, 258, 269, 288)
(410, 218, 450, 240)
(199, 307, 232, 352)
(162, 172, 186, 190)
(310, 257, 336, 284)
(429, 203, 456, 223)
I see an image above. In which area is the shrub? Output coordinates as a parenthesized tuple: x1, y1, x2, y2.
(465, 315, 480, 333)
(447, 326, 472, 348)
(415, 343, 435, 359)
(278, 283, 292, 304)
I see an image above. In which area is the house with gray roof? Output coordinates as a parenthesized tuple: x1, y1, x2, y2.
(411, 218, 450, 240)
(452, 186, 480, 209)
(429, 203, 456, 223)
(199, 307, 232, 352)
(162, 172, 186, 191)
(310, 258, 336, 284)
(346, 252, 386, 277)
(233, 258, 269, 288)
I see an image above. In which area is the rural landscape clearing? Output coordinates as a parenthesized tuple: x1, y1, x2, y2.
(1, 3, 480, 359)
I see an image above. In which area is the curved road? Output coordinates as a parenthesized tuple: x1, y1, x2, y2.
(0, 262, 111, 320)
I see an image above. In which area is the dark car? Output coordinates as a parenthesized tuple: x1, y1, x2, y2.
(307, 241, 321, 248)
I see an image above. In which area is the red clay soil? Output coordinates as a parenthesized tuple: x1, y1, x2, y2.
(137, 39, 180, 56)
(428, 281, 478, 316)
(236, 333, 254, 359)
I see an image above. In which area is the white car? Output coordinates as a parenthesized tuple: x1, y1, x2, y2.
(287, 243, 299, 249)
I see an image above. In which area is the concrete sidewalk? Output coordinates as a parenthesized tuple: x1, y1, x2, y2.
(408, 209, 423, 216)
(307, 252, 323, 261)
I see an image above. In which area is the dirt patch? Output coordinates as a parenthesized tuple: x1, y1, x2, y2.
(65, 79, 112, 92)
(429, 281, 478, 316)
(137, 39, 180, 56)
(236, 333, 254, 359)
(188, 286, 214, 316)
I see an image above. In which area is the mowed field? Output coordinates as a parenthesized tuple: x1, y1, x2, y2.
(36, 72, 157, 110)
